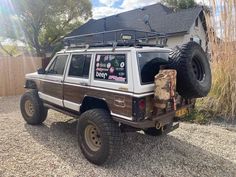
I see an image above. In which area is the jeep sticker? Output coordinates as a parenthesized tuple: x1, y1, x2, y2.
(96, 71, 108, 79)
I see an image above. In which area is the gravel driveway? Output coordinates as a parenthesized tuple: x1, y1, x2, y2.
(0, 96, 236, 177)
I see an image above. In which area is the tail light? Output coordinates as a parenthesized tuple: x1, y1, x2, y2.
(132, 97, 146, 121)
(138, 99, 146, 110)
(132, 96, 155, 121)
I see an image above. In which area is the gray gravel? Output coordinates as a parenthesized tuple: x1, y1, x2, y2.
(0, 96, 236, 177)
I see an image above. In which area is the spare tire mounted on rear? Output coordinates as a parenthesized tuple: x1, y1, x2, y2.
(168, 42, 212, 98)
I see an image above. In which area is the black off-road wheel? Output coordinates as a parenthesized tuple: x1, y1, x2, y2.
(144, 128, 162, 136)
(169, 42, 212, 98)
(77, 109, 121, 165)
(20, 90, 48, 125)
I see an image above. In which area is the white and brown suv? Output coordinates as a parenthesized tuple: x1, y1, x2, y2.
(20, 30, 211, 165)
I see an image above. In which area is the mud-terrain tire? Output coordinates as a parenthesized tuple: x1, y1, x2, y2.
(169, 42, 212, 98)
(77, 109, 121, 165)
(20, 90, 48, 125)
(144, 128, 162, 136)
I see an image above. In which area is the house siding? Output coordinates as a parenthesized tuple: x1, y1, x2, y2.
(150, 17, 207, 51)
(166, 35, 185, 49)
(183, 17, 207, 51)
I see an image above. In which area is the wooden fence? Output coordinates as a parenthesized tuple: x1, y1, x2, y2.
(0, 56, 42, 97)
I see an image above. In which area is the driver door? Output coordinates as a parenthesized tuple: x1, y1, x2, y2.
(38, 54, 69, 107)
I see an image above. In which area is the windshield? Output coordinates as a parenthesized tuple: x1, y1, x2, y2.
(137, 52, 169, 84)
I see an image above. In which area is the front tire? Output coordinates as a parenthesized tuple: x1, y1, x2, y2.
(20, 90, 48, 125)
(77, 109, 121, 165)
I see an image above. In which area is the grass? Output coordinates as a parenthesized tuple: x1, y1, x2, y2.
(183, 109, 210, 124)
(181, 0, 236, 124)
(186, 0, 236, 124)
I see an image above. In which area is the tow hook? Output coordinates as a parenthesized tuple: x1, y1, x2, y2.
(155, 122, 162, 129)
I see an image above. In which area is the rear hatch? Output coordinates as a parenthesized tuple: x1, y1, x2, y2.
(132, 49, 193, 121)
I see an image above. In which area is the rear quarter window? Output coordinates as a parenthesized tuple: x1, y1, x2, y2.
(94, 54, 127, 83)
(137, 52, 169, 84)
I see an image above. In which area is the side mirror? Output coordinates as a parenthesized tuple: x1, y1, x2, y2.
(37, 68, 46, 74)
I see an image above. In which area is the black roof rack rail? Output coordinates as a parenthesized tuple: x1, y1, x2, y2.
(63, 29, 167, 49)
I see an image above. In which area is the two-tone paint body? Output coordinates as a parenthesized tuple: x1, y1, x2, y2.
(25, 46, 194, 129)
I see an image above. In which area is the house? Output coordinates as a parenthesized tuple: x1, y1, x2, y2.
(67, 3, 207, 51)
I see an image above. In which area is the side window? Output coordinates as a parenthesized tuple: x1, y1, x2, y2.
(94, 54, 127, 83)
(68, 54, 92, 78)
(47, 55, 68, 75)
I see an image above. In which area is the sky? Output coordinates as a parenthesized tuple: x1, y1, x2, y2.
(91, 0, 210, 19)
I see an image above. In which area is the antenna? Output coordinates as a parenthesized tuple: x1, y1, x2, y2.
(144, 14, 149, 24)
(143, 14, 155, 32)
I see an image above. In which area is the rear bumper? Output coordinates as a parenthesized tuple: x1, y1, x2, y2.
(113, 103, 194, 130)
(113, 111, 176, 129)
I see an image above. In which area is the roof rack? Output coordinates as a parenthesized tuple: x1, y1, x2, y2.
(63, 29, 167, 49)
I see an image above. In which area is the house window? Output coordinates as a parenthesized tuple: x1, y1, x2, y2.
(191, 37, 202, 46)
(195, 18, 198, 27)
(68, 54, 92, 78)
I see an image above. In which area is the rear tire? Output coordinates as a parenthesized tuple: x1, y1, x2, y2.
(169, 42, 212, 98)
(77, 109, 121, 165)
(20, 90, 48, 125)
(144, 128, 162, 136)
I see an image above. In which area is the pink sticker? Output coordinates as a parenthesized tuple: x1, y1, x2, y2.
(96, 55, 101, 62)
(96, 68, 109, 72)
(108, 75, 126, 82)
(109, 67, 115, 74)
(104, 55, 109, 61)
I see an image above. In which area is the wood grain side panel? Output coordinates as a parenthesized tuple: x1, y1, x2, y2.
(64, 84, 133, 117)
(63, 84, 84, 104)
(39, 81, 63, 99)
(86, 89, 133, 117)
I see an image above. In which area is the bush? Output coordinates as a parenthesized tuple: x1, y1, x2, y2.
(183, 110, 208, 124)
(202, 0, 236, 122)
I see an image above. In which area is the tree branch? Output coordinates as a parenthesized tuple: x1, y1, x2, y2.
(47, 17, 73, 45)
(0, 42, 13, 57)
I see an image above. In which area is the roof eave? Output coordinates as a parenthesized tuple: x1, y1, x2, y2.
(166, 31, 188, 36)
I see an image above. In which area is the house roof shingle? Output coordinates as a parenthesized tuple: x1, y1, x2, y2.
(68, 3, 204, 37)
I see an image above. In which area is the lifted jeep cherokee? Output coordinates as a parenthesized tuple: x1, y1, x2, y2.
(20, 30, 211, 165)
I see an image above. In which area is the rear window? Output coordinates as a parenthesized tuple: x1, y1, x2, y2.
(137, 52, 169, 84)
(94, 54, 127, 83)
